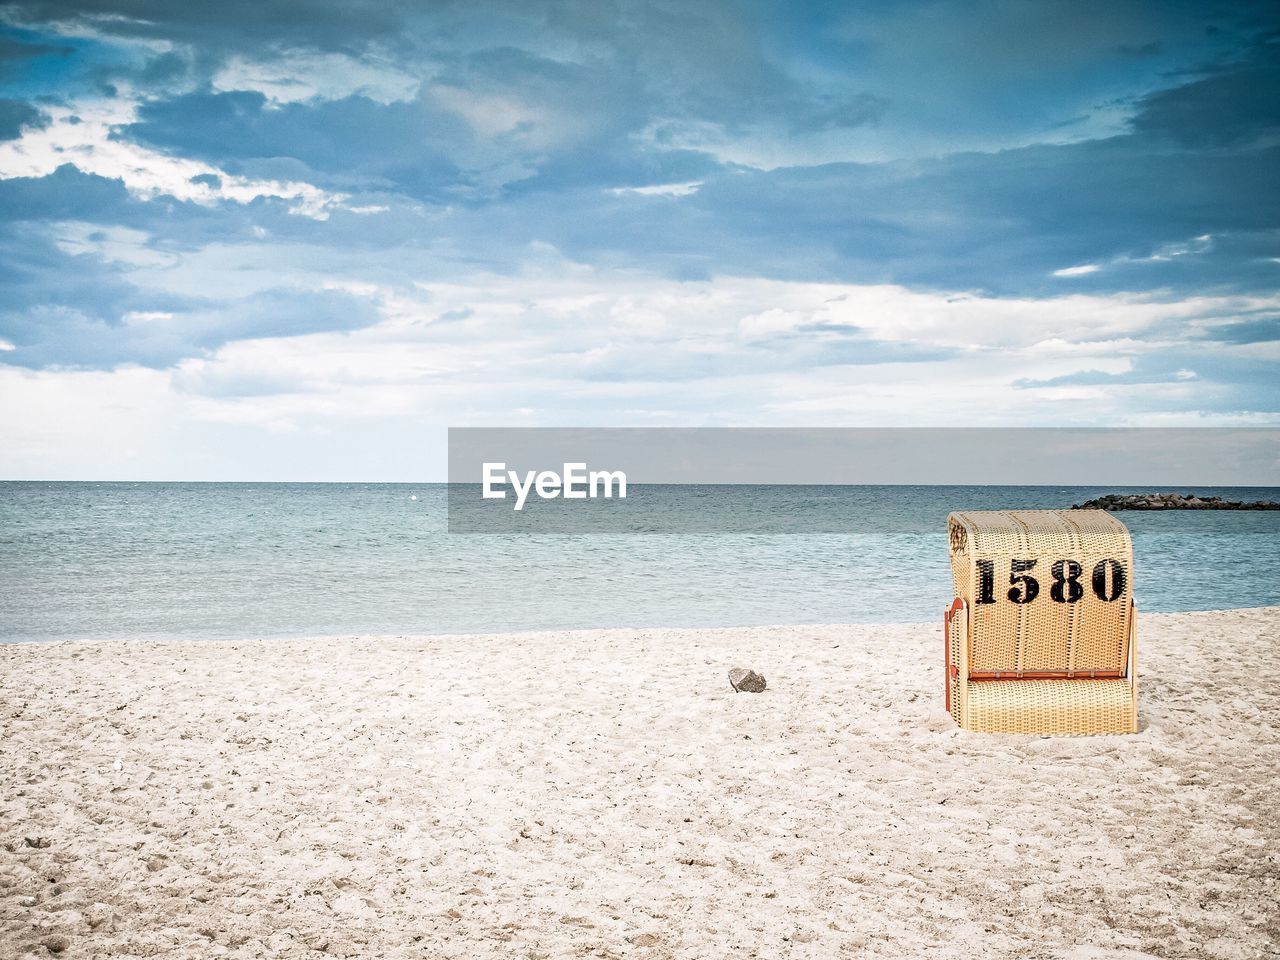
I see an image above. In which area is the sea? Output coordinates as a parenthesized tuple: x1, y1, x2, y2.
(2, 481, 1278, 643)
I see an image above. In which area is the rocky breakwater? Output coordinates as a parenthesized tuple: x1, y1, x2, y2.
(1073, 493, 1280, 511)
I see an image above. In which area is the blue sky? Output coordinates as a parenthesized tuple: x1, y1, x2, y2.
(0, 1, 1277, 479)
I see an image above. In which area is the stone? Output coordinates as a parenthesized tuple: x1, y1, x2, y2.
(1074, 493, 1280, 511)
(728, 668, 766, 693)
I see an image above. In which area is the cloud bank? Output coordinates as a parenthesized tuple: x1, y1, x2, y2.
(0, 1, 1277, 477)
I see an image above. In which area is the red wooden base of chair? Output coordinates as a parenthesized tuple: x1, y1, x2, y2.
(944, 597, 965, 714)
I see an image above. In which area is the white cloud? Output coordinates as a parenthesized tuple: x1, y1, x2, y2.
(738, 308, 807, 337)
(4, 263, 1277, 478)
(1054, 235, 1216, 277)
(0, 365, 180, 476)
(429, 84, 558, 141)
(213, 50, 421, 104)
(609, 181, 703, 197)
(52, 223, 176, 268)
(1135, 233, 1214, 263)
(0, 100, 347, 219)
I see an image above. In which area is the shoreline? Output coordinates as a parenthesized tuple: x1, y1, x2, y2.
(2, 602, 1278, 649)
(3, 608, 1277, 958)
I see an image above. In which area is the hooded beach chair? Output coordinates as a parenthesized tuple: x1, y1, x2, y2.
(944, 509, 1137, 735)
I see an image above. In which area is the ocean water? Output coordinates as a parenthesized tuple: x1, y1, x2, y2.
(1, 482, 1277, 643)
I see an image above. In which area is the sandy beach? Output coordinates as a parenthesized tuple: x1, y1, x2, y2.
(1, 608, 1277, 959)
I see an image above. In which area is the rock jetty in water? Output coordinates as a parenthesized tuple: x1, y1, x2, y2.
(1073, 493, 1280, 511)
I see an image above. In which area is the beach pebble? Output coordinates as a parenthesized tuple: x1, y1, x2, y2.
(728, 668, 767, 693)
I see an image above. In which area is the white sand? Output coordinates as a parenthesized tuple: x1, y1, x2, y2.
(2, 608, 1277, 959)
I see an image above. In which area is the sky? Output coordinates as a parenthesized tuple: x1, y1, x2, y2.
(0, 0, 1277, 480)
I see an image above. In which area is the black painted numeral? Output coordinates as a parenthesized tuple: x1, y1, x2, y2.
(976, 559, 996, 604)
(1091, 558, 1127, 601)
(1050, 559, 1084, 603)
(1007, 558, 1039, 604)
(975, 557, 1126, 605)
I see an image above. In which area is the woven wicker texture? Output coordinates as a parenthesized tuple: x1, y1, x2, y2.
(944, 509, 1137, 735)
(948, 510, 1132, 676)
(965, 678, 1133, 735)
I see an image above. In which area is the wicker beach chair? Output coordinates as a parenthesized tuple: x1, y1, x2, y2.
(944, 509, 1137, 735)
